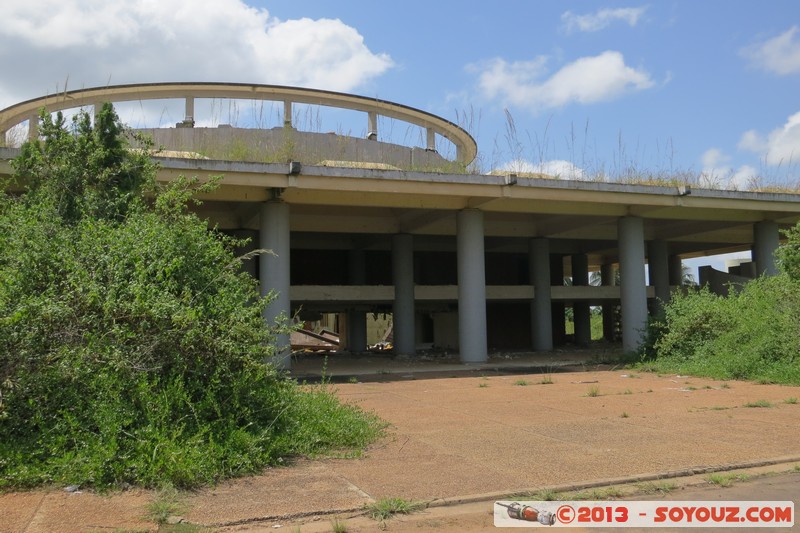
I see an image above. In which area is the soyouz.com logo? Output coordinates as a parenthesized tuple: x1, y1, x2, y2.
(493, 500, 794, 528)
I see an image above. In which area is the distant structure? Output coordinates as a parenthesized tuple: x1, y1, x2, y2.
(2, 82, 798, 369)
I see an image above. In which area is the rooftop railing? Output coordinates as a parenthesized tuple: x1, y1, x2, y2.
(0, 82, 477, 164)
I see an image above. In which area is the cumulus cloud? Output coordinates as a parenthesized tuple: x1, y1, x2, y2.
(738, 111, 800, 166)
(700, 148, 757, 190)
(741, 26, 800, 75)
(471, 51, 653, 112)
(561, 7, 647, 33)
(0, 0, 393, 109)
(500, 159, 586, 180)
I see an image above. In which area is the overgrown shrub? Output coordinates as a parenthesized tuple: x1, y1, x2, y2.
(0, 104, 383, 489)
(640, 274, 800, 384)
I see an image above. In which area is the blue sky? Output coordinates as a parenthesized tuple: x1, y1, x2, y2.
(1, 1, 799, 188)
(263, 0, 800, 187)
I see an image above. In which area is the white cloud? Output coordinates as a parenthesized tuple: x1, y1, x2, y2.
(500, 159, 586, 180)
(561, 7, 647, 33)
(700, 148, 757, 190)
(0, 0, 393, 109)
(741, 26, 800, 75)
(738, 111, 800, 166)
(472, 51, 654, 112)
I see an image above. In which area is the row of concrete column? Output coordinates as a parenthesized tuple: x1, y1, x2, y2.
(258, 200, 781, 369)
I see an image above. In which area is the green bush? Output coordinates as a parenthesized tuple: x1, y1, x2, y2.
(0, 104, 383, 489)
(640, 275, 800, 384)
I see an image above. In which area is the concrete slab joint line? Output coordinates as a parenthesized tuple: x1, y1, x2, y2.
(422, 455, 800, 510)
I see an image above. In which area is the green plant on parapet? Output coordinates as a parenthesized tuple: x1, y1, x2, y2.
(538, 374, 554, 385)
(348, 376, 359, 384)
(635, 481, 677, 495)
(364, 497, 427, 521)
(514, 379, 530, 386)
(706, 472, 750, 487)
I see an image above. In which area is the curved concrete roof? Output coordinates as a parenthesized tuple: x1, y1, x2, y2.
(0, 82, 477, 164)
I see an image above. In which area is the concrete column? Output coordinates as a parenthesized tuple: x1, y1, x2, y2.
(185, 97, 195, 122)
(647, 240, 671, 315)
(571, 254, 591, 346)
(618, 216, 648, 354)
(348, 250, 368, 353)
(260, 200, 291, 369)
(283, 101, 293, 128)
(367, 112, 378, 140)
(392, 234, 415, 356)
(529, 238, 553, 351)
(457, 209, 487, 363)
(668, 255, 683, 286)
(753, 221, 780, 276)
(550, 255, 566, 346)
(601, 263, 616, 341)
(426, 128, 436, 151)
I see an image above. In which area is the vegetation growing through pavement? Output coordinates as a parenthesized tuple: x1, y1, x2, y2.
(364, 497, 427, 521)
(638, 233, 800, 385)
(706, 473, 750, 487)
(0, 104, 384, 490)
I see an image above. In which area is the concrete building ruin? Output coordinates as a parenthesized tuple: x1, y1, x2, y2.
(2, 82, 799, 369)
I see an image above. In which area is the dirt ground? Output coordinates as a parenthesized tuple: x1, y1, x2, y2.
(3, 358, 800, 533)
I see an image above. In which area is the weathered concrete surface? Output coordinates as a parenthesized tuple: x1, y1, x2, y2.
(2, 354, 799, 532)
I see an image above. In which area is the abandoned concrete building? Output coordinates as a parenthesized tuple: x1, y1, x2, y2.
(3, 82, 800, 369)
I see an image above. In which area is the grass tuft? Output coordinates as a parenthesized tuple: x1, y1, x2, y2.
(585, 386, 601, 397)
(365, 497, 426, 521)
(514, 379, 529, 386)
(572, 487, 623, 500)
(636, 481, 677, 495)
(706, 472, 749, 487)
(145, 485, 184, 525)
(743, 399, 773, 408)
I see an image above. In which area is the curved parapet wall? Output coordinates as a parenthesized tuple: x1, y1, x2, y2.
(0, 82, 477, 167)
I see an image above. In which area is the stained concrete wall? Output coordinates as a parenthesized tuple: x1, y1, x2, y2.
(137, 126, 454, 171)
